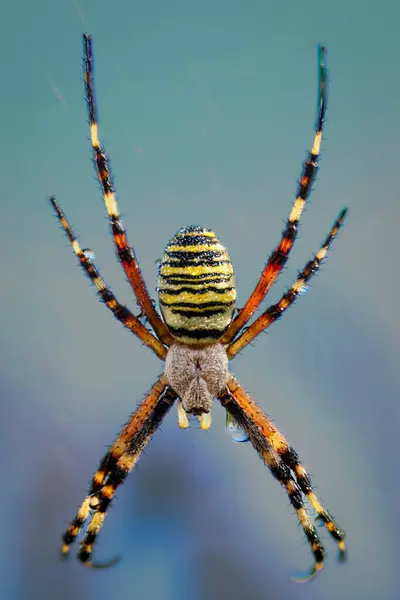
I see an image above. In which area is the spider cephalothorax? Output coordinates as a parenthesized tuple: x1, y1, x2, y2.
(51, 34, 346, 581)
(165, 342, 229, 423)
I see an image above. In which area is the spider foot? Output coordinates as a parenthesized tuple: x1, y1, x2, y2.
(81, 554, 121, 569)
(314, 514, 346, 563)
(290, 560, 324, 583)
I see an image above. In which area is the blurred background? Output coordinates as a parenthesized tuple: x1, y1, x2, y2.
(1, 1, 399, 599)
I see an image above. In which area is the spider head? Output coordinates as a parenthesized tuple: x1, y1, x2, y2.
(165, 343, 230, 429)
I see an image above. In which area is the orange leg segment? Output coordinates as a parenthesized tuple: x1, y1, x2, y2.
(51, 197, 168, 360)
(83, 34, 173, 346)
(61, 376, 176, 567)
(222, 46, 328, 345)
(227, 208, 347, 359)
(221, 376, 345, 580)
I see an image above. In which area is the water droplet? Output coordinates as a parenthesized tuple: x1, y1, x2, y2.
(298, 285, 309, 296)
(82, 248, 96, 262)
(226, 410, 249, 443)
(315, 515, 325, 527)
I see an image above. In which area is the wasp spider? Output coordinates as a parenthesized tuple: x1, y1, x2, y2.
(52, 34, 347, 580)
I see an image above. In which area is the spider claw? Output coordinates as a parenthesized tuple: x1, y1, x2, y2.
(82, 555, 121, 569)
(198, 412, 212, 430)
(290, 561, 323, 583)
(177, 401, 189, 429)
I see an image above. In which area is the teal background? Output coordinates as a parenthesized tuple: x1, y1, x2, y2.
(1, 1, 399, 599)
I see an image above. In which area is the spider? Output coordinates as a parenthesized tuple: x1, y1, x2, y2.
(51, 34, 347, 581)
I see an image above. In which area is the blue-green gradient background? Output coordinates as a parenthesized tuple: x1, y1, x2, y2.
(1, 1, 399, 599)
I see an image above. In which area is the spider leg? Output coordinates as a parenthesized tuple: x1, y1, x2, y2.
(51, 197, 167, 360)
(278, 446, 346, 562)
(219, 390, 324, 581)
(220, 377, 346, 578)
(222, 46, 328, 345)
(82, 34, 173, 346)
(61, 376, 177, 566)
(227, 208, 347, 359)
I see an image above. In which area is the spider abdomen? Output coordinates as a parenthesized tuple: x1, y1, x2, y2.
(157, 226, 236, 344)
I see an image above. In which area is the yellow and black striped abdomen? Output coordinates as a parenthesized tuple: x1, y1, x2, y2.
(157, 226, 236, 344)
